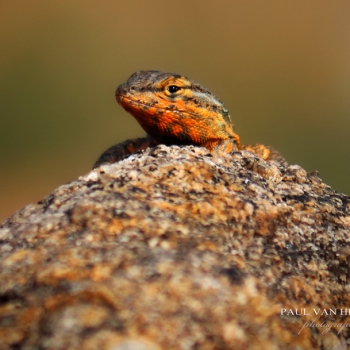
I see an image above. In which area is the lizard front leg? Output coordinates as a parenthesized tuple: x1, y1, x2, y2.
(93, 135, 157, 168)
(242, 144, 288, 166)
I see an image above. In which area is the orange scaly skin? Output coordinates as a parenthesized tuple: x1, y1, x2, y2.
(94, 70, 276, 168)
(116, 70, 240, 152)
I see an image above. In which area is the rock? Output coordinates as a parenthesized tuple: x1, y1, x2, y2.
(0, 145, 349, 350)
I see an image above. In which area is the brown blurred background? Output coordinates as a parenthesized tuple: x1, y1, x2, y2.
(1, 0, 349, 222)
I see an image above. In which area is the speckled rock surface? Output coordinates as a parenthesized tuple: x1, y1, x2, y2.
(1, 145, 350, 350)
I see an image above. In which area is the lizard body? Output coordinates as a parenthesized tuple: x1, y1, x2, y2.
(94, 70, 280, 168)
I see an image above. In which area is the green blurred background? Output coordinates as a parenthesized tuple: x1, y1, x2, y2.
(1, 1, 349, 222)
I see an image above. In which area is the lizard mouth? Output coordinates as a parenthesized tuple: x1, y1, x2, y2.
(115, 93, 210, 122)
(115, 93, 157, 108)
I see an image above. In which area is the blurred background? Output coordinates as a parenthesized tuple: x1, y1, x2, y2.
(1, 0, 349, 221)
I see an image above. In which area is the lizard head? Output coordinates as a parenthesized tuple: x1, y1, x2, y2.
(115, 70, 240, 151)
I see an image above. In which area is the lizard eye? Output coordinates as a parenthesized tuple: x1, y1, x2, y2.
(167, 85, 181, 94)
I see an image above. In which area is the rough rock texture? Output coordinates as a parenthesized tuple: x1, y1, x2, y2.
(0, 145, 350, 350)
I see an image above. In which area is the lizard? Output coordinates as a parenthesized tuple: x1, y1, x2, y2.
(93, 70, 284, 168)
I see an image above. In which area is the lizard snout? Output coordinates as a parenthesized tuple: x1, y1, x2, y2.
(115, 83, 126, 97)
